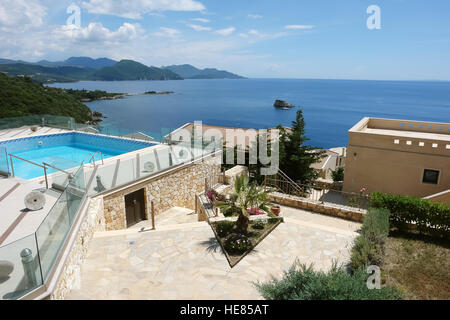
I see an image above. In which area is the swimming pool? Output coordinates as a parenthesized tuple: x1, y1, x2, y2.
(0, 132, 155, 179)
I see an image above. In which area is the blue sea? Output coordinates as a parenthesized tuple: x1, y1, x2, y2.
(49, 79, 450, 149)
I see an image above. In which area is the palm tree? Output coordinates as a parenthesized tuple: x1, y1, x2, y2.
(218, 174, 270, 234)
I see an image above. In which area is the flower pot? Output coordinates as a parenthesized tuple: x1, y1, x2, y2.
(270, 205, 281, 216)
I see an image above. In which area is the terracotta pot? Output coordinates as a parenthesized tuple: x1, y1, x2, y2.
(270, 205, 281, 216)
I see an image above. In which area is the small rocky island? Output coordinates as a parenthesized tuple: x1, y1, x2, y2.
(274, 99, 294, 109)
(144, 91, 174, 95)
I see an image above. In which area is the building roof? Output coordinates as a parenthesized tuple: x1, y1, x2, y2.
(124, 132, 155, 141)
(166, 123, 281, 148)
(310, 150, 338, 170)
(350, 117, 450, 142)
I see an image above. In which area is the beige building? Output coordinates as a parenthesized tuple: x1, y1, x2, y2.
(166, 122, 281, 149)
(310, 149, 340, 180)
(343, 117, 450, 201)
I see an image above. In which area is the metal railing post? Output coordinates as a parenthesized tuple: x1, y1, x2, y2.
(43, 166, 48, 189)
(9, 154, 14, 177)
(21, 248, 37, 289)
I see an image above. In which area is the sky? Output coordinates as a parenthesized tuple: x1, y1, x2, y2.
(1, 0, 450, 80)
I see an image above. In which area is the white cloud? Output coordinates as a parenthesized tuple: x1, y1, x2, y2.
(248, 14, 262, 19)
(215, 27, 235, 36)
(285, 25, 314, 30)
(153, 27, 181, 37)
(187, 24, 211, 31)
(190, 18, 210, 23)
(81, 0, 206, 19)
(239, 29, 287, 42)
(54, 22, 139, 43)
(0, 0, 47, 32)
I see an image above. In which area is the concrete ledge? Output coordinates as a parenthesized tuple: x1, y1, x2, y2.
(267, 192, 365, 223)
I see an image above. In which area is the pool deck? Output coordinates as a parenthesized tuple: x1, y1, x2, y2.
(0, 126, 161, 246)
(0, 176, 60, 246)
(0, 126, 71, 142)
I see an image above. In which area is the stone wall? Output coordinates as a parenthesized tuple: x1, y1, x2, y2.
(315, 178, 343, 191)
(267, 192, 365, 223)
(50, 197, 105, 300)
(103, 155, 221, 230)
(224, 165, 248, 188)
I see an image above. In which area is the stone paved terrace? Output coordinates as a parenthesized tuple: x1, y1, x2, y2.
(0, 176, 60, 246)
(67, 206, 361, 300)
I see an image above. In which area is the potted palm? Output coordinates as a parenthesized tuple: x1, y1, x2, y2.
(217, 174, 270, 234)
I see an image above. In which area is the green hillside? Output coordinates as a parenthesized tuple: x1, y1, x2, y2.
(0, 63, 95, 83)
(163, 64, 244, 79)
(0, 57, 244, 82)
(93, 60, 182, 81)
(0, 73, 93, 123)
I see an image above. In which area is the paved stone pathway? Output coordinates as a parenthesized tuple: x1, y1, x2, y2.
(67, 206, 360, 300)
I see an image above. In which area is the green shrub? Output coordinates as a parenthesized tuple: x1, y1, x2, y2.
(331, 167, 345, 182)
(224, 233, 252, 254)
(255, 261, 402, 300)
(215, 221, 235, 238)
(360, 207, 390, 244)
(371, 192, 450, 237)
(222, 206, 238, 217)
(350, 208, 390, 270)
(268, 217, 283, 224)
(350, 236, 383, 270)
(252, 219, 266, 230)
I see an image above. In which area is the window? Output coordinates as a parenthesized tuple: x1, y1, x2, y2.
(422, 169, 440, 185)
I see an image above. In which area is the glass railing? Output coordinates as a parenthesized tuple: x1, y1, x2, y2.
(0, 115, 75, 131)
(0, 115, 176, 143)
(0, 147, 9, 175)
(0, 163, 86, 300)
(92, 123, 164, 142)
(86, 139, 221, 197)
(0, 234, 43, 300)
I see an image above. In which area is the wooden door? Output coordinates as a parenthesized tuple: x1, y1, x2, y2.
(125, 189, 146, 227)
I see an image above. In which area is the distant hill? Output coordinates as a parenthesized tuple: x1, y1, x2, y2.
(64, 57, 117, 69)
(0, 58, 31, 65)
(0, 60, 181, 82)
(0, 63, 96, 83)
(0, 73, 92, 123)
(0, 57, 244, 82)
(93, 60, 182, 81)
(163, 64, 245, 79)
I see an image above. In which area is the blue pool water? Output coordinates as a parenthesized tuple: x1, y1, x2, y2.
(0, 132, 155, 179)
